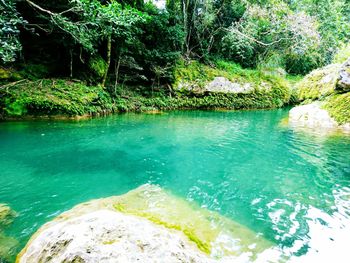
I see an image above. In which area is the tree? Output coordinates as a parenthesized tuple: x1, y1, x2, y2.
(220, 1, 321, 73)
(25, 0, 147, 86)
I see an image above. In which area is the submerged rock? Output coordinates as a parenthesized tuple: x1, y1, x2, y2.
(0, 204, 16, 227)
(17, 185, 277, 263)
(0, 204, 18, 262)
(0, 233, 18, 263)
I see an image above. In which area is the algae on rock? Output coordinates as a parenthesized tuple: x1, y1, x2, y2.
(17, 185, 277, 263)
(0, 204, 16, 227)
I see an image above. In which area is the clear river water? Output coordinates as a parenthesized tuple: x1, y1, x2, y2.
(1, 109, 350, 262)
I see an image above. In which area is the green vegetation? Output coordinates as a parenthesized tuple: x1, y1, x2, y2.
(174, 60, 289, 89)
(324, 93, 350, 124)
(0, 79, 113, 117)
(333, 44, 350, 64)
(0, 60, 292, 118)
(0, 0, 349, 118)
(292, 42, 350, 127)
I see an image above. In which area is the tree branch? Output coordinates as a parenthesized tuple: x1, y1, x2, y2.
(226, 28, 293, 47)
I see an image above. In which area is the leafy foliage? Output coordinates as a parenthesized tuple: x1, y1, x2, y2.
(0, 0, 349, 118)
(221, 2, 321, 73)
(0, 0, 26, 63)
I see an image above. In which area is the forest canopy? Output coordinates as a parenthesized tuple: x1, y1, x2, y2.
(1, 0, 350, 87)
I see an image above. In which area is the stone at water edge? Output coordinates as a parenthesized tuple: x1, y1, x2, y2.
(17, 184, 277, 262)
(288, 102, 350, 132)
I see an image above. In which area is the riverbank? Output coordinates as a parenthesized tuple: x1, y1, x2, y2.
(288, 57, 350, 132)
(0, 61, 295, 120)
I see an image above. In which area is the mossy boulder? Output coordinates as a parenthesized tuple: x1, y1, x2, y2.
(295, 63, 341, 101)
(171, 60, 291, 110)
(17, 185, 277, 262)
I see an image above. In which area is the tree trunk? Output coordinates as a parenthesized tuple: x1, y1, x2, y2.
(102, 35, 112, 87)
(69, 49, 73, 78)
(114, 55, 121, 96)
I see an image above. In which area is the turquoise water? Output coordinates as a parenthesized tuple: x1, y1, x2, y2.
(1, 109, 350, 261)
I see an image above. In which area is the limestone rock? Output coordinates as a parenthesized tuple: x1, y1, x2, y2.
(177, 77, 255, 94)
(289, 102, 350, 132)
(17, 185, 277, 263)
(337, 58, 350, 92)
(17, 210, 212, 263)
(205, 77, 254, 94)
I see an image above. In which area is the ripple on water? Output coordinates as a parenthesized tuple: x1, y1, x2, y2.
(0, 110, 350, 262)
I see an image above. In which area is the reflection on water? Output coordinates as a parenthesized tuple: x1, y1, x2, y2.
(0, 109, 349, 261)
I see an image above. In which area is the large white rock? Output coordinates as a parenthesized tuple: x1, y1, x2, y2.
(289, 102, 350, 132)
(205, 77, 254, 94)
(289, 102, 338, 129)
(177, 77, 255, 94)
(18, 210, 211, 263)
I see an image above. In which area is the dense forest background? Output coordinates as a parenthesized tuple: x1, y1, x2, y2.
(1, 0, 350, 91)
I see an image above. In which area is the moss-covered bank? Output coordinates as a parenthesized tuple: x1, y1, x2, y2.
(0, 61, 294, 119)
(289, 57, 350, 132)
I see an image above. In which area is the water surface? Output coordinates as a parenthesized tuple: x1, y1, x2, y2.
(1, 109, 350, 261)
